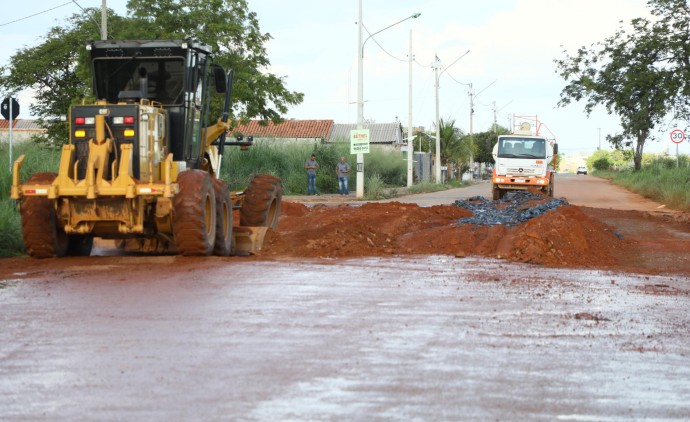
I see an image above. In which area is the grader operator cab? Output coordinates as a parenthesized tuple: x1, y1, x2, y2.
(11, 39, 282, 258)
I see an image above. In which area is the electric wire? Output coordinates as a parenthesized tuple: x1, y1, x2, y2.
(0, 1, 74, 27)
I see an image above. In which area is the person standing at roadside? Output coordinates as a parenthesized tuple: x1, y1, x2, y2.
(304, 154, 320, 195)
(335, 156, 351, 195)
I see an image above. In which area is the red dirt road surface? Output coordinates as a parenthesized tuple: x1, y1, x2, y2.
(1, 175, 689, 421)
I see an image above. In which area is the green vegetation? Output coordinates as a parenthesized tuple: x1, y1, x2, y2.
(590, 149, 690, 211)
(219, 141, 406, 195)
(0, 143, 62, 257)
(0, 0, 304, 144)
(556, 0, 690, 170)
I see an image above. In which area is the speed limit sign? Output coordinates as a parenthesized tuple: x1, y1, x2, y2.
(670, 128, 686, 144)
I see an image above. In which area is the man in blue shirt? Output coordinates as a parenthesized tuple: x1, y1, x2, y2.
(304, 154, 319, 195)
(335, 156, 351, 195)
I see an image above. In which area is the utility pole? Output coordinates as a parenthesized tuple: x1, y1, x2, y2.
(433, 55, 441, 183)
(597, 127, 601, 150)
(101, 0, 107, 40)
(357, 6, 420, 197)
(356, 0, 364, 198)
(432, 50, 470, 184)
(406, 29, 414, 187)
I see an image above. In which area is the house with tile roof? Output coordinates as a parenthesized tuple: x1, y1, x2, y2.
(230, 119, 334, 143)
(328, 122, 404, 147)
(0, 119, 47, 143)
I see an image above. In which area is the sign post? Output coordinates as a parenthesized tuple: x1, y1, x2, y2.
(670, 128, 685, 168)
(1, 97, 20, 172)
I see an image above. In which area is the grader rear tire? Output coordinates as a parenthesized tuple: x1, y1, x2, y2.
(172, 170, 216, 256)
(212, 178, 234, 256)
(20, 173, 68, 258)
(240, 174, 282, 228)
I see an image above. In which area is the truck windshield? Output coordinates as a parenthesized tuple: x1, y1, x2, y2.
(497, 137, 546, 158)
(93, 57, 185, 105)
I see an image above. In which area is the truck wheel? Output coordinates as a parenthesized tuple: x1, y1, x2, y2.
(548, 177, 555, 197)
(212, 178, 234, 256)
(173, 170, 216, 256)
(20, 173, 68, 258)
(492, 186, 500, 201)
(240, 174, 282, 228)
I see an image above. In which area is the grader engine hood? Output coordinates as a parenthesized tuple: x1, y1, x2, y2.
(71, 104, 168, 182)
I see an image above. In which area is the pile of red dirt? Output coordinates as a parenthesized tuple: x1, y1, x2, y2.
(261, 200, 626, 268)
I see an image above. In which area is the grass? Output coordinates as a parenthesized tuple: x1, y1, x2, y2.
(599, 165, 690, 211)
(0, 142, 62, 257)
(220, 141, 407, 195)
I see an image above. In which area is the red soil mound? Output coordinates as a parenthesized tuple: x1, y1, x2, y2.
(261, 200, 625, 268)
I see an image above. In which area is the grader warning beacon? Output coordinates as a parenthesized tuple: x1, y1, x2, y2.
(491, 117, 558, 200)
(11, 39, 282, 258)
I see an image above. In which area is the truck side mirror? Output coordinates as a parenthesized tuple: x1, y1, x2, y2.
(553, 143, 559, 155)
(213, 65, 227, 93)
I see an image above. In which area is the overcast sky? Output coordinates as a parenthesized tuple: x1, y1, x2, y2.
(2, 0, 687, 155)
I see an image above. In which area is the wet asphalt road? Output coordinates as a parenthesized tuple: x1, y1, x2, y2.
(1, 175, 690, 420)
(1, 256, 689, 421)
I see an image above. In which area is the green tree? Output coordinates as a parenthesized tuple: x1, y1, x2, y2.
(473, 125, 509, 165)
(0, 0, 304, 144)
(0, 12, 107, 143)
(436, 118, 474, 174)
(555, 1, 682, 171)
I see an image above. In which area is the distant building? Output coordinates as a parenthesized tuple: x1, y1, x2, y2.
(0, 119, 47, 143)
(328, 122, 404, 148)
(231, 119, 334, 143)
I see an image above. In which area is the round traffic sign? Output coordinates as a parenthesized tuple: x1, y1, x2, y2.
(1, 97, 19, 120)
(670, 128, 686, 144)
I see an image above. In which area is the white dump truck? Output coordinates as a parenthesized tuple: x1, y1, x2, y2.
(491, 121, 558, 200)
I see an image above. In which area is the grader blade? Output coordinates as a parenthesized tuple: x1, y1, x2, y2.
(233, 226, 269, 255)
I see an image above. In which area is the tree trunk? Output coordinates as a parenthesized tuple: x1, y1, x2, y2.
(633, 131, 647, 171)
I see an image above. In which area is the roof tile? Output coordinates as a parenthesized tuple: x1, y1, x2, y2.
(232, 120, 334, 139)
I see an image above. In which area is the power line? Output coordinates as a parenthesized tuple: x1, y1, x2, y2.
(362, 24, 407, 63)
(0, 1, 74, 27)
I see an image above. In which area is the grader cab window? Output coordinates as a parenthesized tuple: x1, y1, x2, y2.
(93, 57, 185, 105)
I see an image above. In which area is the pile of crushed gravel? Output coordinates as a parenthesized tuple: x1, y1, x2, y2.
(454, 191, 570, 226)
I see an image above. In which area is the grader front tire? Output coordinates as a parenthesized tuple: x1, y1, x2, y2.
(240, 174, 283, 229)
(173, 170, 217, 256)
(212, 178, 234, 256)
(20, 173, 68, 258)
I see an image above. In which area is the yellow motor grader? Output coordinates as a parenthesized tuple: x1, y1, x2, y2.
(10, 39, 281, 257)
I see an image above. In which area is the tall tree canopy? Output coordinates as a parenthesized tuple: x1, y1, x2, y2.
(554, 0, 687, 170)
(0, 0, 303, 144)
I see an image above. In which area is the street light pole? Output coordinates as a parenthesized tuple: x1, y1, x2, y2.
(101, 0, 107, 40)
(357, 3, 420, 198)
(357, 0, 364, 198)
(407, 29, 414, 187)
(432, 50, 470, 184)
(433, 55, 441, 183)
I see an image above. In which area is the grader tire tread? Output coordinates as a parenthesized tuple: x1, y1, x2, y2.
(173, 170, 216, 256)
(240, 174, 283, 228)
(212, 178, 233, 256)
(20, 172, 68, 258)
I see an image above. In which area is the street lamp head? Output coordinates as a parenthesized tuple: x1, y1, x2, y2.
(411, 13, 421, 18)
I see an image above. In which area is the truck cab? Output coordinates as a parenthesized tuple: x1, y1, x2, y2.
(492, 122, 557, 200)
